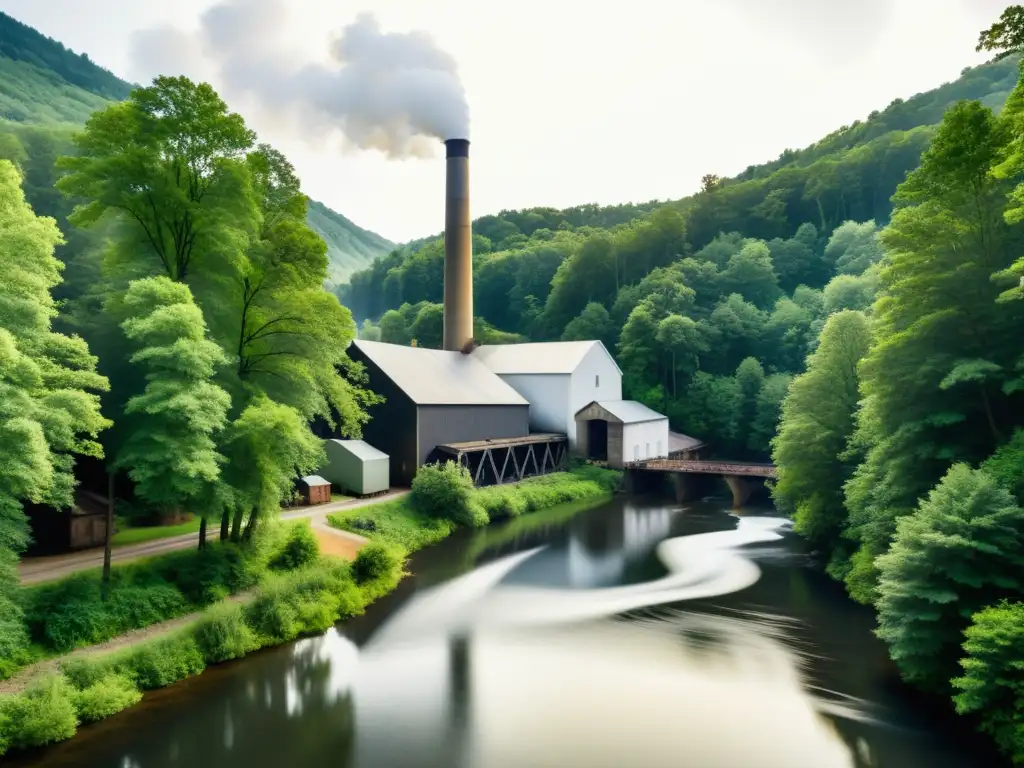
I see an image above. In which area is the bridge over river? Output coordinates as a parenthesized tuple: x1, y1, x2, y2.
(625, 458, 777, 508)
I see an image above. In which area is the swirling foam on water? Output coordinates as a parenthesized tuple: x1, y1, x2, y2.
(369, 515, 791, 645)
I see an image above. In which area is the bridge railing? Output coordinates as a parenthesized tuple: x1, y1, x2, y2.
(627, 458, 777, 478)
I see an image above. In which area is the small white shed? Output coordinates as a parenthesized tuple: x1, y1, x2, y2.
(574, 400, 670, 469)
(318, 439, 390, 496)
(472, 340, 622, 450)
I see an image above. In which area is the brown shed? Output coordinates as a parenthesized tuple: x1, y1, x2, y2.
(300, 475, 332, 506)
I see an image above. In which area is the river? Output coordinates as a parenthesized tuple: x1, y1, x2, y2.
(18, 494, 1005, 767)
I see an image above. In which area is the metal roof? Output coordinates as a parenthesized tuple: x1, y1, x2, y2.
(351, 340, 529, 406)
(301, 475, 331, 487)
(669, 431, 706, 452)
(325, 439, 388, 462)
(593, 400, 668, 424)
(472, 340, 619, 375)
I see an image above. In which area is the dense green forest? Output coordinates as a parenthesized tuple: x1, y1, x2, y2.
(770, 7, 1024, 762)
(0, 74, 380, 682)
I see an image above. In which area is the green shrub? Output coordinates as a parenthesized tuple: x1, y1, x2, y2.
(0, 676, 78, 753)
(954, 601, 1024, 762)
(0, 596, 34, 680)
(23, 578, 190, 652)
(21, 540, 268, 654)
(72, 674, 141, 724)
(410, 462, 488, 527)
(244, 588, 302, 645)
(270, 523, 320, 571)
(329, 501, 455, 553)
(875, 465, 1024, 692)
(192, 603, 259, 664)
(353, 544, 399, 584)
(115, 633, 206, 690)
(150, 544, 260, 605)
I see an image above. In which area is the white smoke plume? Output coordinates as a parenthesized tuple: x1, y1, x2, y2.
(129, 1, 469, 158)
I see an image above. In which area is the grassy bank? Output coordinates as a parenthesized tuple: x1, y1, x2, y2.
(0, 528, 399, 758)
(328, 465, 621, 556)
(0, 464, 620, 758)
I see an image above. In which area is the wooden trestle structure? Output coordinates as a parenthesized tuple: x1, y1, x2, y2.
(435, 433, 568, 486)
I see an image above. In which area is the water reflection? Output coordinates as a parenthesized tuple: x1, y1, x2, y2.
(18, 497, 1003, 768)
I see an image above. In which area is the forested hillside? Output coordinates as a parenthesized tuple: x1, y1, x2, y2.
(0, 11, 392, 284)
(307, 200, 395, 287)
(0, 12, 132, 124)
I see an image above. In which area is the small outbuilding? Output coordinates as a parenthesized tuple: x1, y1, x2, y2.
(318, 439, 390, 497)
(574, 400, 670, 469)
(299, 475, 332, 506)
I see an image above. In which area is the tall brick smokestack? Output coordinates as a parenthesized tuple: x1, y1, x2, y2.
(443, 138, 473, 352)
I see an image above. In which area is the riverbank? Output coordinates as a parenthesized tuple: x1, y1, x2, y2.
(327, 465, 621, 556)
(0, 466, 620, 758)
(18, 490, 409, 586)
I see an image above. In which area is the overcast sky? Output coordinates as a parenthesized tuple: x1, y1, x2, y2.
(0, 0, 1011, 243)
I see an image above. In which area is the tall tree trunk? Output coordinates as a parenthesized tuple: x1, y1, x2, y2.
(198, 516, 207, 551)
(242, 509, 258, 541)
(102, 470, 114, 601)
(220, 507, 230, 541)
(230, 507, 245, 542)
(980, 386, 1002, 447)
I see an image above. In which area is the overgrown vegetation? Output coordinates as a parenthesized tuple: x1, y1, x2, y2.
(330, 465, 620, 558)
(0, 539, 401, 757)
(766, 8, 1024, 763)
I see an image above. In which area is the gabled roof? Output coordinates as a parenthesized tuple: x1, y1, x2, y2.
(578, 400, 667, 425)
(472, 340, 621, 375)
(301, 475, 330, 487)
(350, 340, 529, 406)
(326, 439, 388, 462)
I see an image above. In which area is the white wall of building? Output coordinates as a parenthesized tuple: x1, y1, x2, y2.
(499, 374, 570, 437)
(568, 345, 622, 447)
(622, 419, 670, 463)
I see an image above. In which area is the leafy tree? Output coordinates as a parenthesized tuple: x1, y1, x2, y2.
(700, 294, 766, 375)
(764, 297, 815, 372)
(748, 373, 792, 457)
(0, 160, 110, 662)
(656, 314, 705, 399)
(671, 373, 739, 449)
(733, 358, 765, 455)
(875, 464, 1024, 693)
(378, 308, 409, 345)
(563, 302, 615, 352)
(717, 241, 781, 309)
(57, 76, 259, 289)
(824, 220, 884, 275)
(977, 5, 1024, 58)
(773, 311, 870, 559)
(410, 303, 444, 349)
(953, 600, 1024, 762)
(843, 99, 1024, 603)
(220, 396, 323, 540)
(981, 429, 1024, 504)
(114, 277, 230, 525)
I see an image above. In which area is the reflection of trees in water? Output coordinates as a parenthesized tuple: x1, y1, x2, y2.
(112, 632, 357, 768)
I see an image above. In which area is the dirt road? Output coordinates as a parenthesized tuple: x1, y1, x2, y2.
(19, 489, 408, 585)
